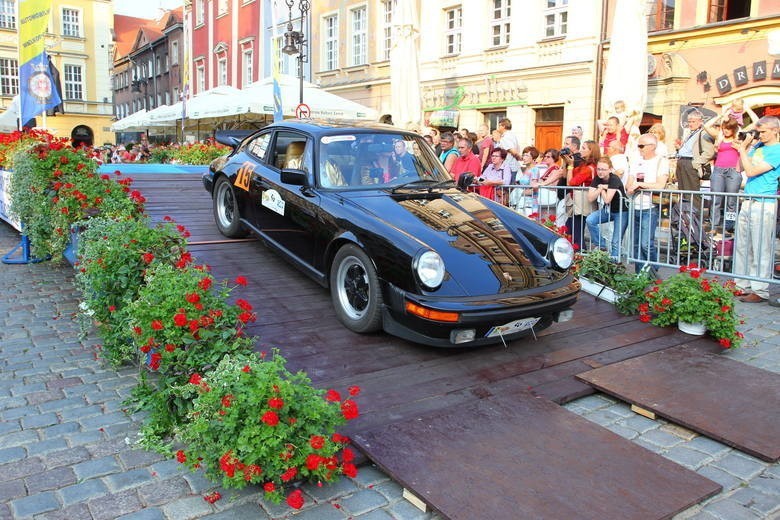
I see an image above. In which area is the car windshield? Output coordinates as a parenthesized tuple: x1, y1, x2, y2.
(317, 132, 451, 189)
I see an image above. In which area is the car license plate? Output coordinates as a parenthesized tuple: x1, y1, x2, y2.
(485, 317, 540, 338)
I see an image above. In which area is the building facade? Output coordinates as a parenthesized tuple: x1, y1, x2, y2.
(0, 0, 114, 145)
(620, 0, 780, 149)
(310, 0, 601, 153)
(112, 9, 183, 143)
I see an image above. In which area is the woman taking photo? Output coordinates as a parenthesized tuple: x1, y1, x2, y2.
(563, 140, 599, 249)
(703, 114, 741, 235)
(477, 148, 512, 202)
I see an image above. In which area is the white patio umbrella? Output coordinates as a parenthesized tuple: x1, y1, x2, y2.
(242, 75, 377, 120)
(390, 0, 422, 129)
(0, 95, 20, 132)
(146, 102, 184, 126)
(187, 85, 252, 120)
(110, 109, 149, 132)
(601, 0, 648, 116)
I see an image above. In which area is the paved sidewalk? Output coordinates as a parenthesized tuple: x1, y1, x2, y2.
(0, 220, 777, 519)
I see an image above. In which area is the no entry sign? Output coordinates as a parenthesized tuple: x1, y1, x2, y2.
(295, 103, 311, 119)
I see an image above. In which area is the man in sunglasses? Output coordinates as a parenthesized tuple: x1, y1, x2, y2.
(626, 134, 669, 275)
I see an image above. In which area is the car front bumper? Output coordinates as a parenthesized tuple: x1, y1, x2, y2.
(381, 275, 580, 347)
(202, 172, 215, 194)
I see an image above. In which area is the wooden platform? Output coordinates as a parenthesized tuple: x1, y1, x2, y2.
(134, 173, 724, 518)
(356, 392, 721, 520)
(577, 343, 780, 462)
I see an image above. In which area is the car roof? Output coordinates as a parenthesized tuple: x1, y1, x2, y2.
(266, 119, 418, 138)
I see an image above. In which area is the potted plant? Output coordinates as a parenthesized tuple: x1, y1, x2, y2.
(576, 249, 626, 302)
(639, 264, 743, 348)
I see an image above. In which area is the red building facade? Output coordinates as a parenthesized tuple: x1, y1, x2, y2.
(188, 0, 261, 95)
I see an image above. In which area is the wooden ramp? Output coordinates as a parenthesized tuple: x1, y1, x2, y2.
(134, 173, 724, 518)
(577, 343, 780, 462)
(356, 392, 721, 520)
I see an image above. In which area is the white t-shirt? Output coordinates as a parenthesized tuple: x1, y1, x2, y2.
(499, 131, 520, 172)
(629, 155, 669, 210)
(610, 153, 629, 185)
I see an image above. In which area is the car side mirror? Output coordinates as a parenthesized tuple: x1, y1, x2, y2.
(281, 168, 309, 186)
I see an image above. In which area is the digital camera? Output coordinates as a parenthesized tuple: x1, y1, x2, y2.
(559, 147, 571, 156)
(738, 129, 760, 141)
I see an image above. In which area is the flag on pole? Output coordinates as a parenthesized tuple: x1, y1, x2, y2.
(271, 0, 284, 122)
(18, 0, 61, 127)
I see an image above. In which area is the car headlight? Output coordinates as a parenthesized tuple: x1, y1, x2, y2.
(415, 250, 445, 289)
(550, 237, 574, 270)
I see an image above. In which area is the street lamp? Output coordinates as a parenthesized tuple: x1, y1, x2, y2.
(281, 0, 309, 106)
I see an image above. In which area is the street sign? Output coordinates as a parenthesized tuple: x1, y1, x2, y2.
(295, 103, 311, 119)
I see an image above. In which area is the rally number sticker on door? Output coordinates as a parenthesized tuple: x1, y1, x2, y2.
(262, 189, 286, 216)
(234, 162, 255, 192)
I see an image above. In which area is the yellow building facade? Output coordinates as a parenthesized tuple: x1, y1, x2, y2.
(0, 0, 114, 144)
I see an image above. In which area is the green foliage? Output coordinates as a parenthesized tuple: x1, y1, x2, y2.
(168, 141, 230, 165)
(149, 146, 174, 164)
(9, 138, 142, 259)
(640, 264, 742, 348)
(577, 249, 626, 286)
(175, 351, 359, 504)
(613, 271, 653, 316)
(75, 217, 188, 365)
(124, 263, 256, 440)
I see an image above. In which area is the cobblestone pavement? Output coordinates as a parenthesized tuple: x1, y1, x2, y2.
(0, 221, 777, 519)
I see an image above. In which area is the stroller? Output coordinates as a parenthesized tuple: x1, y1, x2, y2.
(669, 200, 714, 258)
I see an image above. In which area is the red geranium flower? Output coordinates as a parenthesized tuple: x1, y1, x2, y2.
(235, 298, 253, 311)
(309, 435, 325, 450)
(164, 344, 176, 353)
(221, 394, 234, 408)
(203, 491, 221, 504)
(286, 489, 303, 509)
(263, 482, 275, 493)
(306, 453, 322, 470)
(242, 365, 251, 373)
(151, 320, 163, 331)
(268, 397, 284, 409)
(348, 385, 361, 396)
(325, 389, 341, 402)
(719, 338, 731, 348)
(198, 277, 212, 291)
(340, 399, 359, 420)
(176, 450, 186, 463)
(141, 252, 154, 264)
(280, 467, 298, 482)
(234, 275, 248, 286)
(189, 373, 202, 385)
(341, 462, 358, 478)
(261, 410, 279, 426)
(173, 312, 187, 327)
(185, 292, 200, 304)
(341, 447, 355, 462)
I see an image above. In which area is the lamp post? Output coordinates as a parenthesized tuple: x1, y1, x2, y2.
(281, 0, 309, 106)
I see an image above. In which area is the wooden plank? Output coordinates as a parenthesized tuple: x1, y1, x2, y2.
(355, 393, 721, 520)
(577, 344, 780, 462)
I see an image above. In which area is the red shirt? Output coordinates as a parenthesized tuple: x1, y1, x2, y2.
(601, 129, 628, 155)
(451, 152, 482, 184)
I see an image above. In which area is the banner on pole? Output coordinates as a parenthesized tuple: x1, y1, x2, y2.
(18, 0, 61, 126)
(271, 0, 284, 122)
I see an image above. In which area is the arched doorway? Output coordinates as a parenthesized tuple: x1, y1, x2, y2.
(71, 125, 94, 148)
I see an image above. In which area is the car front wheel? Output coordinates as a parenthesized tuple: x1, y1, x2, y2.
(330, 244, 383, 333)
(213, 176, 248, 238)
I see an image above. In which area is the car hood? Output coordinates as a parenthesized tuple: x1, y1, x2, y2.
(340, 189, 567, 296)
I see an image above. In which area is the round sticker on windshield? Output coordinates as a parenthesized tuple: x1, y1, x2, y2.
(321, 135, 356, 144)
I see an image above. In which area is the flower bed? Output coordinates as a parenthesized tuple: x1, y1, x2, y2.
(6, 129, 361, 508)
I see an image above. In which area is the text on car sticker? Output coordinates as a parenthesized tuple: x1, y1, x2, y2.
(262, 189, 286, 216)
(234, 162, 255, 192)
(321, 135, 356, 144)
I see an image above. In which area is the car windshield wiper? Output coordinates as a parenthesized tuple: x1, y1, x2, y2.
(391, 179, 455, 193)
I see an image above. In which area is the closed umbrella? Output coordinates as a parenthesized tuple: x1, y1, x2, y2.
(601, 0, 648, 117)
(390, 0, 422, 129)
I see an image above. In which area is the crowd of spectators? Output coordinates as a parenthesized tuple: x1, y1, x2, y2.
(421, 100, 780, 299)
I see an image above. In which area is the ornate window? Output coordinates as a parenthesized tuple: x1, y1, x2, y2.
(444, 7, 462, 55)
(64, 64, 83, 100)
(62, 8, 80, 37)
(350, 6, 367, 66)
(544, 0, 567, 38)
(491, 0, 511, 47)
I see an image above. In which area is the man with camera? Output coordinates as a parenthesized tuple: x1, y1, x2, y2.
(675, 109, 716, 196)
(733, 116, 780, 303)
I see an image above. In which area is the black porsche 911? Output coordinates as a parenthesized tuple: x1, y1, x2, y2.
(203, 120, 579, 347)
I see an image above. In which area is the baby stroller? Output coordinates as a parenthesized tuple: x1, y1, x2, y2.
(669, 200, 714, 259)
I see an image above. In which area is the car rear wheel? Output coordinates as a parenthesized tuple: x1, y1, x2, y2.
(213, 176, 248, 238)
(330, 244, 383, 333)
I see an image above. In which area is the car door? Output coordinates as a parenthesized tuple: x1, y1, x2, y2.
(252, 130, 322, 274)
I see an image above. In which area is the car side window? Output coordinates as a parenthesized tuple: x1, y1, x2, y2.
(246, 133, 271, 161)
(271, 132, 311, 173)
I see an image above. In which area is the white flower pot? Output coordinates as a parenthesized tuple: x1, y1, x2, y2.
(678, 320, 706, 335)
(579, 277, 618, 303)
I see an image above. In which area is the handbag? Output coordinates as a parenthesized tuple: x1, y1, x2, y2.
(698, 130, 714, 181)
(537, 165, 560, 206)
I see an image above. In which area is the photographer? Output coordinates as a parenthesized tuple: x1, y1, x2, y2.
(733, 116, 780, 303)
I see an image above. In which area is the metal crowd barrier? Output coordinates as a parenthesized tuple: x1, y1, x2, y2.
(492, 184, 780, 285)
